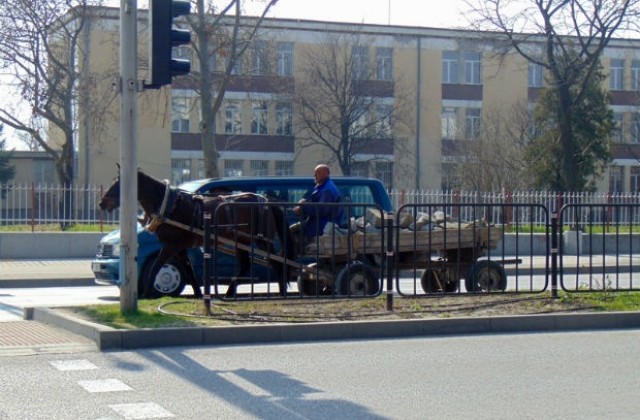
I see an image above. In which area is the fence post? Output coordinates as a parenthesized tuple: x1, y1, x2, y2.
(550, 211, 559, 299)
(30, 182, 35, 232)
(385, 211, 394, 311)
(203, 211, 212, 315)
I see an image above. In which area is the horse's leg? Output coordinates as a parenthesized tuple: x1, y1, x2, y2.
(178, 249, 202, 298)
(225, 248, 250, 298)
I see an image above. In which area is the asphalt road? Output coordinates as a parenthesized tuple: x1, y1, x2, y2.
(1, 329, 639, 419)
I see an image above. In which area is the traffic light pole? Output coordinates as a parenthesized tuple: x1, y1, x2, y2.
(119, 0, 139, 312)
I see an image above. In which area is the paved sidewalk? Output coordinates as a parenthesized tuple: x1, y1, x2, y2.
(0, 258, 95, 287)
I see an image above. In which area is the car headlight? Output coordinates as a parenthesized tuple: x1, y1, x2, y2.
(111, 244, 120, 257)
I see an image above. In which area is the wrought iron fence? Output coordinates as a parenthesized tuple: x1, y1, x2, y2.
(3, 181, 640, 230)
(0, 182, 119, 228)
(389, 189, 640, 228)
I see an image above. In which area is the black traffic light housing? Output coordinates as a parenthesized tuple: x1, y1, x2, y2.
(147, 0, 191, 89)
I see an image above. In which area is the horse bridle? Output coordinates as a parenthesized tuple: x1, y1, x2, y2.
(145, 180, 174, 233)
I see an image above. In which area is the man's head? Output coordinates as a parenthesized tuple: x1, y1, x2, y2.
(314, 164, 330, 184)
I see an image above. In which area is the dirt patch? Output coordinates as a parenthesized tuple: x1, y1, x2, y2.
(151, 294, 598, 326)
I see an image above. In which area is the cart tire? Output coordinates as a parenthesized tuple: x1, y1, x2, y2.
(297, 275, 328, 296)
(421, 268, 458, 293)
(140, 258, 188, 299)
(464, 260, 507, 293)
(296, 263, 332, 296)
(335, 262, 380, 296)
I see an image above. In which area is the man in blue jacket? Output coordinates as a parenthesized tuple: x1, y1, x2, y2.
(293, 164, 342, 244)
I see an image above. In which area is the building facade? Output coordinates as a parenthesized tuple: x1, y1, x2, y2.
(57, 6, 640, 192)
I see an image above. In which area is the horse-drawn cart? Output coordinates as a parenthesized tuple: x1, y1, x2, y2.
(295, 219, 507, 296)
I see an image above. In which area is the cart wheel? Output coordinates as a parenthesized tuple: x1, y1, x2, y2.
(297, 263, 331, 296)
(335, 262, 380, 297)
(421, 268, 458, 293)
(464, 260, 507, 293)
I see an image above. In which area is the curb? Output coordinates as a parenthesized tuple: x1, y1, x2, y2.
(0, 278, 96, 288)
(27, 307, 640, 351)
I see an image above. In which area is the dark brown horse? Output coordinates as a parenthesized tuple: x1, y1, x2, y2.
(98, 168, 294, 299)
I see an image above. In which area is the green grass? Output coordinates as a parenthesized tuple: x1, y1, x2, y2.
(68, 291, 640, 330)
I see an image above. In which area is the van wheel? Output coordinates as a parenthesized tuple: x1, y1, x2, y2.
(140, 258, 188, 298)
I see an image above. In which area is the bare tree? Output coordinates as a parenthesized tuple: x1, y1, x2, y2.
(0, 0, 108, 187)
(455, 103, 533, 192)
(294, 32, 406, 176)
(466, 0, 639, 191)
(188, 0, 278, 178)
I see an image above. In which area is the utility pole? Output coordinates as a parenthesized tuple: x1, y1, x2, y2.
(119, 0, 138, 312)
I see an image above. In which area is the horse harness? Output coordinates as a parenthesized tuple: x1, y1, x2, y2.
(144, 181, 272, 246)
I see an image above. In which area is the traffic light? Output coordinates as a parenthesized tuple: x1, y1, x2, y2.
(147, 0, 191, 89)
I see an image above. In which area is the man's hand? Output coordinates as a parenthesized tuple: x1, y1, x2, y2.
(293, 199, 306, 215)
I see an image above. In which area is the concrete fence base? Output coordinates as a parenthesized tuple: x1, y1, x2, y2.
(0, 232, 104, 259)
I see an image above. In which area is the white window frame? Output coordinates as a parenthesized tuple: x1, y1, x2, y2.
(610, 59, 624, 90)
(376, 47, 393, 81)
(251, 101, 268, 135)
(442, 51, 458, 84)
(464, 52, 481, 85)
(276, 42, 293, 77)
(225, 101, 242, 134)
(276, 102, 292, 135)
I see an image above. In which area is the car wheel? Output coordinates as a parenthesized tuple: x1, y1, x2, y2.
(140, 258, 188, 298)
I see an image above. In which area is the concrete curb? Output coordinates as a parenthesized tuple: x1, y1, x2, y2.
(27, 307, 640, 351)
(1, 278, 96, 288)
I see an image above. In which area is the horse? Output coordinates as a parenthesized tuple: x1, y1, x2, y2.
(98, 168, 295, 299)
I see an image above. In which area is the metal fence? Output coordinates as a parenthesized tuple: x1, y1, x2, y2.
(0, 183, 118, 227)
(4, 182, 640, 230)
(200, 200, 640, 305)
(389, 189, 640, 228)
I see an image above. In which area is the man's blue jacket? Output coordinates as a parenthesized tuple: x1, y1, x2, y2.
(300, 177, 342, 238)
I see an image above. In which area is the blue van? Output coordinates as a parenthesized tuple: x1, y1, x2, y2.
(92, 176, 393, 298)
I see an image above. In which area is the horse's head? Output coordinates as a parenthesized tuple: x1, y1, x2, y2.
(99, 174, 121, 212)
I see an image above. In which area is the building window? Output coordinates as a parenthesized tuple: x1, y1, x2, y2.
(464, 52, 482, 85)
(224, 160, 243, 177)
(351, 161, 369, 177)
(171, 96, 190, 133)
(171, 159, 191, 184)
(276, 102, 292, 135)
(465, 108, 481, 140)
(352, 46, 369, 80)
(252, 40, 269, 75)
(375, 104, 392, 137)
(275, 160, 293, 176)
(351, 106, 367, 138)
(250, 160, 269, 176)
(613, 113, 624, 143)
(631, 167, 640, 192)
(196, 159, 205, 179)
(442, 51, 458, 84)
(528, 63, 543, 87)
(610, 59, 624, 90)
(276, 42, 293, 77)
(375, 161, 393, 188)
(251, 101, 268, 134)
(633, 115, 640, 144)
(609, 165, 624, 192)
(228, 54, 243, 75)
(441, 107, 458, 139)
(224, 101, 242, 134)
(376, 47, 393, 81)
(633, 60, 640, 91)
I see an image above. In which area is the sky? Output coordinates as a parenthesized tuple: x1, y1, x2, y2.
(1, 0, 472, 150)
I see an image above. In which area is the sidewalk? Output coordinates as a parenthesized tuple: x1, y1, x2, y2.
(0, 259, 95, 287)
